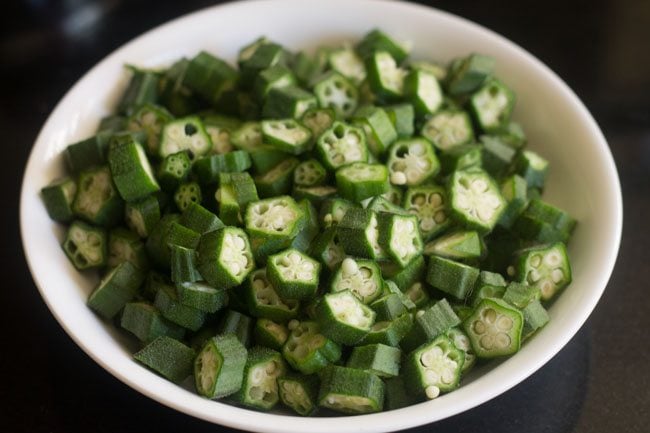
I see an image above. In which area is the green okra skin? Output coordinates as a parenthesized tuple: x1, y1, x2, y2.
(292, 185, 338, 206)
(512, 199, 577, 243)
(351, 105, 398, 156)
(502, 281, 540, 309)
(292, 51, 324, 86)
(498, 174, 529, 229)
(293, 159, 327, 188)
(452, 304, 474, 322)
(366, 196, 408, 216)
(157, 151, 192, 192)
(176, 281, 228, 313)
(521, 300, 550, 340)
(134, 336, 196, 384)
(448, 168, 507, 233)
(120, 302, 185, 343)
(107, 227, 148, 270)
(169, 245, 201, 284)
(249, 145, 290, 175)
(514, 242, 572, 301)
(370, 293, 407, 322)
(173, 181, 202, 212)
(470, 79, 516, 133)
(426, 255, 480, 301)
(308, 227, 345, 271)
(300, 107, 336, 139)
(318, 365, 385, 414)
(446, 53, 495, 96)
(107, 133, 160, 202)
(382, 280, 417, 312)
(336, 208, 386, 260)
(471, 284, 506, 308)
(62, 221, 108, 270)
(253, 318, 289, 351)
(216, 172, 259, 225)
(421, 110, 475, 152)
(423, 230, 483, 261)
(41, 177, 77, 223)
(477, 270, 507, 288)
(127, 103, 174, 155)
(515, 150, 549, 189)
(403, 334, 465, 401)
(267, 249, 320, 301)
(330, 258, 384, 305)
(146, 214, 200, 269)
(157, 58, 203, 117)
(335, 162, 390, 202)
(194, 334, 248, 399)
(497, 121, 527, 149)
(384, 376, 412, 410)
(218, 310, 254, 348)
(183, 51, 239, 105)
(196, 227, 255, 289)
(282, 320, 342, 374)
(358, 313, 413, 347)
(72, 166, 125, 227)
(316, 121, 369, 170)
(253, 64, 297, 102)
(377, 213, 423, 268)
(438, 143, 483, 175)
(402, 282, 431, 309)
(248, 234, 292, 266)
(356, 29, 410, 63)
(479, 135, 517, 178)
(239, 42, 289, 89)
(290, 199, 320, 252)
(366, 51, 407, 101)
(261, 118, 313, 155)
(193, 151, 252, 184)
(278, 374, 320, 416)
(142, 271, 170, 302)
(385, 103, 415, 138)
(320, 198, 358, 229)
(446, 327, 476, 373)
(254, 157, 300, 198)
(235, 347, 286, 410)
(125, 195, 161, 238)
(244, 196, 304, 242)
(315, 290, 376, 346)
(64, 133, 111, 174)
(403, 185, 451, 240)
(87, 261, 145, 319)
(244, 268, 300, 322)
(380, 255, 425, 292)
(202, 113, 241, 154)
(346, 344, 402, 378)
(179, 202, 224, 235)
(312, 71, 359, 118)
(154, 284, 207, 331)
(400, 298, 461, 353)
(262, 85, 317, 119)
(403, 69, 443, 116)
(98, 115, 127, 134)
(386, 138, 440, 187)
(159, 116, 213, 159)
(463, 297, 523, 358)
(117, 68, 159, 115)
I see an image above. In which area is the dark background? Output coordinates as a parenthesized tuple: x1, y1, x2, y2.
(2, 0, 649, 432)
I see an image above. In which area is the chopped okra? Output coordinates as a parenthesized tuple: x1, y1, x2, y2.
(44, 29, 578, 417)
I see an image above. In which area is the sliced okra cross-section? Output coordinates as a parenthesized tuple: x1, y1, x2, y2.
(293, 159, 327, 187)
(87, 261, 144, 319)
(403, 69, 443, 116)
(267, 249, 320, 301)
(328, 46, 366, 85)
(72, 166, 124, 227)
(403, 185, 451, 240)
(386, 138, 440, 186)
(469, 79, 515, 133)
(356, 29, 410, 63)
(318, 365, 385, 414)
(235, 347, 286, 411)
(463, 297, 523, 358)
(254, 318, 289, 351)
(127, 103, 173, 155)
(196, 227, 254, 289)
(335, 162, 390, 202)
(244, 268, 300, 322)
(261, 118, 313, 155)
(300, 107, 335, 139)
(446, 327, 476, 373)
(315, 290, 376, 346)
(316, 121, 368, 170)
(312, 71, 359, 119)
(245, 196, 304, 242)
(320, 198, 358, 229)
(449, 168, 507, 232)
(194, 333, 248, 399)
(157, 151, 192, 192)
(330, 258, 384, 305)
(308, 227, 345, 271)
(346, 343, 402, 378)
(366, 50, 407, 100)
(282, 320, 342, 374)
(41, 177, 77, 223)
(421, 110, 475, 152)
(173, 181, 202, 212)
(134, 336, 196, 384)
(377, 213, 423, 268)
(159, 116, 213, 159)
(63, 220, 107, 270)
(107, 227, 148, 270)
(514, 242, 572, 301)
(278, 374, 320, 416)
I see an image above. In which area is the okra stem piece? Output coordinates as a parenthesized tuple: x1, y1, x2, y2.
(195, 334, 248, 399)
(318, 365, 385, 414)
(463, 298, 523, 358)
(134, 336, 195, 384)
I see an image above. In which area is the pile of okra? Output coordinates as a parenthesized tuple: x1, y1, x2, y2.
(41, 29, 576, 415)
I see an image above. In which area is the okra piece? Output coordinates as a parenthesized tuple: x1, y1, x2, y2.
(183, 51, 238, 105)
(426, 255, 480, 301)
(173, 181, 202, 212)
(421, 110, 474, 151)
(157, 151, 191, 192)
(134, 336, 195, 384)
(335, 162, 390, 202)
(521, 300, 550, 340)
(446, 53, 495, 95)
(328, 46, 366, 84)
(439, 143, 483, 175)
(194, 334, 248, 399)
(169, 244, 201, 283)
(142, 271, 169, 302)
(385, 103, 415, 138)
(301, 107, 336, 139)
(403, 334, 464, 400)
(244, 196, 304, 242)
(261, 118, 312, 155)
(366, 196, 408, 216)
(98, 115, 126, 134)
(312, 71, 359, 118)
(231, 121, 263, 151)
(366, 51, 406, 100)
(315, 290, 376, 346)
(254, 318, 289, 351)
(239, 42, 288, 88)
(359, 313, 413, 347)
(369, 293, 407, 322)
(346, 344, 401, 378)
(107, 133, 160, 202)
(356, 29, 409, 63)
(158, 58, 203, 117)
(125, 195, 160, 238)
(87, 261, 144, 319)
(382, 280, 417, 312)
(117, 67, 158, 115)
(477, 269, 507, 288)
(154, 284, 207, 331)
(308, 227, 345, 271)
(292, 185, 338, 205)
(470, 79, 515, 133)
(385, 376, 411, 410)
(107, 227, 148, 270)
(498, 174, 529, 229)
(177, 281, 228, 313)
(282, 320, 342, 374)
(120, 302, 185, 343)
(513, 199, 576, 243)
(146, 214, 200, 268)
(278, 374, 320, 416)
(480, 135, 517, 178)
(386, 138, 440, 186)
(471, 284, 506, 308)
(383, 186, 404, 205)
(423, 230, 482, 261)
(404, 69, 443, 115)
(316, 121, 368, 170)
(253, 64, 297, 101)
(377, 213, 423, 268)
(330, 258, 384, 304)
(514, 242, 572, 301)
(336, 208, 386, 260)
(402, 281, 431, 309)
(262, 85, 317, 119)
(217, 172, 259, 224)
(449, 168, 507, 232)
(127, 103, 173, 155)
(289, 199, 319, 253)
(62, 220, 107, 270)
(502, 281, 540, 309)
(73, 166, 124, 227)
(380, 255, 425, 291)
(218, 310, 254, 348)
(410, 60, 448, 81)
(400, 298, 461, 352)
(446, 327, 476, 373)
(193, 150, 252, 184)
(267, 249, 320, 301)
(318, 365, 384, 414)
(463, 297, 523, 358)
(202, 114, 241, 154)
(245, 268, 300, 322)
(403, 185, 451, 240)
(160, 116, 213, 159)
(351, 105, 397, 156)
(254, 157, 300, 198)
(236, 347, 286, 410)
(196, 227, 254, 289)
(293, 159, 327, 187)
(64, 134, 110, 174)
(515, 150, 549, 189)
(41, 177, 77, 223)
(180, 202, 224, 235)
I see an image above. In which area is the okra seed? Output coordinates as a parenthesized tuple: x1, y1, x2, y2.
(530, 255, 542, 268)
(551, 269, 564, 283)
(496, 333, 511, 349)
(483, 308, 497, 324)
(473, 321, 486, 334)
(425, 385, 440, 400)
(496, 316, 513, 331)
(471, 179, 488, 193)
(546, 252, 561, 266)
(390, 171, 407, 185)
(342, 258, 358, 276)
(480, 335, 495, 350)
(416, 310, 425, 318)
(434, 211, 446, 224)
(424, 369, 440, 384)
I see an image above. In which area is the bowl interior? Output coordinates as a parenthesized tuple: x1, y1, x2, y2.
(20, 1, 621, 432)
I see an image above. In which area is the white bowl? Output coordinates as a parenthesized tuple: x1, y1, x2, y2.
(20, 0, 622, 431)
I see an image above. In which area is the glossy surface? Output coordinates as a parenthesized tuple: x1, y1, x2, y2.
(5, 0, 646, 432)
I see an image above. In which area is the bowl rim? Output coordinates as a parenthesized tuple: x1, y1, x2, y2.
(20, 0, 623, 432)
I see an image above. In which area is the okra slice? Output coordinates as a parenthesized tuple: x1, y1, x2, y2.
(127, 103, 173, 155)
(262, 85, 317, 119)
(336, 208, 386, 260)
(424, 230, 482, 261)
(217, 172, 259, 224)
(254, 318, 289, 351)
(403, 185, 451, 240)
(346, 344, 401, 378)
(308, 227, 345, 271)
(369, 293, 407, 322)
(477, 269, 507, 288)
(386, 103, 415, 138)
(87, 261, 144, 319)
(117, 67, 159, 115)
(515, 150, 549, 189)
(154, 284, 207, 331)
(202, 113, 241, 154)
(253, 64, 296, 101)
(366, 51, 406, 100)
(177, 281, 228, 313)
(400, 298, 461, 352)
(249, 146, 290, 175)
(446, 327, 476, 373)
(107, 227, 148, 270)
(356, 29, 410, 63)
(293, 159, 327, 187)
(267, 249, 320, 301)
(193, 151, 252, 184)
(292, 185, 338, 205)
(513, 199, 577, 243)
(318, 365, 384, 414)
(315, 290, 376, 346)
(480, 135, 517, 178)
(180, 202, 224, 235)
(410, 60, 448, 81)
(239, 42, 288, 89)
(403, 335, 464, 400)
(316, 121, 368, 170)
(245, 196, 304, 242)
(502, 281, 540, 309)
(351, 105, 398, 156)
(173, 181, 202, 212)
(254, 157, 300, 198)
(404, 69, 443, 115)
(72, 166, 124, 227)
(231, 121, 263, 151)
(449, 168, 507, 232)
(245, 268, 300, 322)
(470, 79, 515, 133)
(426, 255, 480, 301)
(41, 177, 77, 223)
(125, 195, 160, 238)
(157, 151, 191, 192)
(158, 58, 202, 117)
(301, 107, 335, 139)
(386, 138, 440, 186)
(64, 134, 110, 174)
(98, 114, 126, 134)
(218, 310, 254, 348)
(183, 51, 238, 105)
(289, 199, 319, 253)
(367, 196, 408, 216)
(521, 300, 550, 340)
(328, 46, 366, 84)
(261, 118, 312, 155)
(359, 313, 413, 347)
(62, 221, 107, 270)
(196, 227, 254, 289)
(236, 347, 286, 411)
(385, 376, 412, 410)
(446, 53, 495, 95)
(169, 244, 201, 283)
(498, 174, 529, 229)
(471, 284, 506, 308)
(335, 162, 390, 202)
(160, 116, 212, 159)
(382, 280, 417, 312)
(278, 374, 320, 416)
(312, 71, 359, 118)
(463, 297, 523, 358)
(439, 144, 482, 177)
(120, 302, 185, 343)
(330, 258, 384, 304)
(421, 110, 474, 152)
(282, 320, 342, 374)
(146, 214, 200, 269)
(514, 242, 572, 301)
(195, 334, 248, 399)
(402, 281, 430, 309)
(134, 336, 195, 384)
(381, 255, 425, 291)
(382, 185, 404, 205)
(378, 213, 423, 268)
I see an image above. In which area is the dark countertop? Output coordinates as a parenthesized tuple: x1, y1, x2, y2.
(2, 1, 648, 432)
